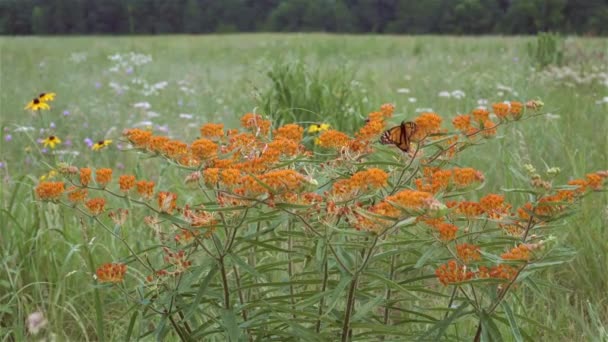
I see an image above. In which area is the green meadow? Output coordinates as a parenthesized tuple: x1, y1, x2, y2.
(1, 34, 607, 340)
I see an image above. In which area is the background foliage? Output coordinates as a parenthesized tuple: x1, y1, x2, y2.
(2, 0, 608, 35)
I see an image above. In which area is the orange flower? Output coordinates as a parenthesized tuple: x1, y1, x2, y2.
(452, 167, 484, 187)
(380, 103, 395, 117)
(452, 114, 471, 131)
(489, 264, 519, 281)
(492, 102, 510, 119)
(274, 124, 304, 142)
(123, 128, 152, 148)
(119, 175, 136, 192)
(148, 136, 170, 152)
(453, 201, 484, 218)
(471, 108, 489, 122)
(586, 173, 605, 190)
(80, 167, 92, 186)
(66, 186, 87, 203)
(190, 138, 218, 160)
(413, 112, 442, 139)
(479, 193, 510, 219)
(158, 191, 178, 213)
(333, 168, 388, 197)
(385, 189, 434, 210)
(356, 118, 385, 141)
(161, 140, 188, 158)
(241, 113, 271, 135)
(95, 168, 113, 187)
(96, 263, 127, 283)
(200, 123, 224, 139)
(203, 168, 220, 187)
(108, 208, 129, 226)
(510, 101, 523, 118)
(502, 244, 532, 261)
(435, 260, 474, 286)
(136, 180, 155, 199)
(456, 243, 481, 263)
(315, 130, 350, 149)
(35, 181, 65, 200)
(241, 170, 306, 195)
(482, 120, 497, 137)
(86, 198, 106, 215)
(437, 222, 458, 241)
(415, 168, 452, 193)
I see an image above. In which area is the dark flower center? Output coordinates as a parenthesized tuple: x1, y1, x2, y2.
(98, 141, 105, 145)
(39, 93, 46, 98)
(33, 98, 40, 104)
(49, 136, 56, 141)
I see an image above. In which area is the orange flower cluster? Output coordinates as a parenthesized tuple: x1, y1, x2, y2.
(136, 180, 155, 199)
(86, 198, 106, 215)
(274, 124, 304, 143)
(456, 243, 481, 263)
(158, 191, 178, 213)
(96, 263, 127, 283)
(241, 113, 271, 135)
(66, 186, 87, 203)
(413, 112, 443, 140)
(200, 123, 224, 139)
(123, 128, 153, 148)
(422, 218, 459, 241)
(240, 170, 306, 196)
(452, 108, 497, 138)
(316, 130, 351, 149)
(190, 138, 218, 160)
(331, 168, 388, 198)
(501, 244, 532, 261)
(518, 170, 607, 220)
(415, 167, 484, 193)
(182, 205, 216, 228)
(203, 168, 241, 188)
(479, 194, 511, 219)
(35, 181, 65, 200)
(386, 189, 435, 210)
(435, 260, 474, 285)
(492, 101, 524, 120)
(448, 201, 485, 218)
(80, 167, 92, 186)
(95, 168, 113, 187)
(119, 175, 136, 192)
(479, 264, 519, 281)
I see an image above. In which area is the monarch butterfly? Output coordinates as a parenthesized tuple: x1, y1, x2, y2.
(379, 121, 417, 152)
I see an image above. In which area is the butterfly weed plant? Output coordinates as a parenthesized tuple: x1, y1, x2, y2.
(31, 95, 608, 341)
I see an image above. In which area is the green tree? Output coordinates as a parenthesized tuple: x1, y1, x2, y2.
(30, 6, 48, 34)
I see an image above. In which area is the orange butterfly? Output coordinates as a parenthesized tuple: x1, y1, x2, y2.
(379, 121, 417, 152)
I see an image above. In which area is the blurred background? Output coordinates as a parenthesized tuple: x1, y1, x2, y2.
(1, 0, 608, 35)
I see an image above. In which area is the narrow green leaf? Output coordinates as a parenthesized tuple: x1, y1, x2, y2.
(220, 308, 242, 342)
(499, 302, 523, 342)
(480, 311, 503, 342)
(124, 309, 139, 342)
(185, 265, 218, 320)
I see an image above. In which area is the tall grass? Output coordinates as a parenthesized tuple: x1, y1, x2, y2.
(1, 34, 607, 340)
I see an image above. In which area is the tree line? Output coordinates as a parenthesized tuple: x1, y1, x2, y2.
(1, 0, 607, 35)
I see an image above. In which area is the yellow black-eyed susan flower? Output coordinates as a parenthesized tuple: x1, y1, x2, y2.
(25, 98, 50, 111)
(307, 123, 330, 133)
(92, 139, 112, 151)
(38, 92, 56, 102)
(41, 136, 61, 149)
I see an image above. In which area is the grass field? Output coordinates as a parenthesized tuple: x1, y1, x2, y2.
(1, 34, 607, 341)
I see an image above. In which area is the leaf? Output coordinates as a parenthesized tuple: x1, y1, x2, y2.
(414, 247, 437, 269)
(351, 296, 384, 321)
(480, 311, 503, 342)
(184, 265, 218, 320)
(419, 301, 469, 340)
(220, 308, 242, 342)
(324, 274, 352, 314)
(228, 253, 263, 278)
(500, 302, 523, 342)
(125, 309, 139, 342)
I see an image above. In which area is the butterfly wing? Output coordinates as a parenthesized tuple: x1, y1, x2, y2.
(380, 121, 417, 152)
